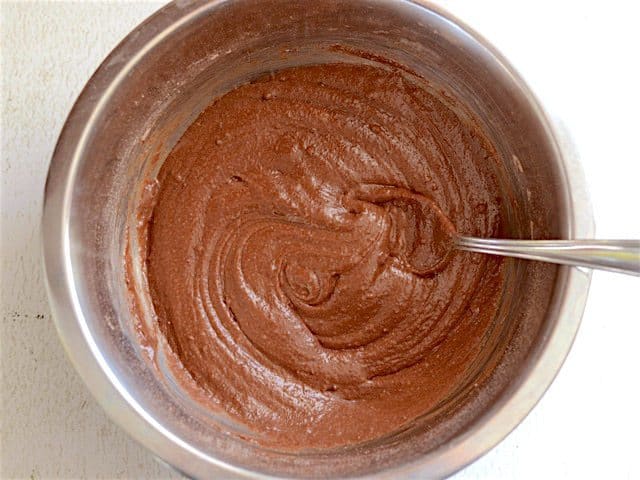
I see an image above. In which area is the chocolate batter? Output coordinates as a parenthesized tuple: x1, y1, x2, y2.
(141, 63, 506, 449)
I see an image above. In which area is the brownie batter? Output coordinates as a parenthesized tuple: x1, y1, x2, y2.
(141, 63, 506, 449)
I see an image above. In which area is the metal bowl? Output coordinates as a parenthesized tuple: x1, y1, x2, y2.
(42, 0, 593, 478)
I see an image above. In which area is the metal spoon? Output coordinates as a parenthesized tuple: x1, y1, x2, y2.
(350, 184, 640, 277)
(456, 237, 640, 276)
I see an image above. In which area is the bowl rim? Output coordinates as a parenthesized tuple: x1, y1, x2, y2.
(41, 0, 594, 478)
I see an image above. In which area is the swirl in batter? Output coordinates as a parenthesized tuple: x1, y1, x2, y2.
(142, 63, 506, 449)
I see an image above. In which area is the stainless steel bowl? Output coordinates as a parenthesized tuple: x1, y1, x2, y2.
(42, 0, 593, 478)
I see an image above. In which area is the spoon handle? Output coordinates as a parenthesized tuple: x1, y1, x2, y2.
(456, 238, 640, 276)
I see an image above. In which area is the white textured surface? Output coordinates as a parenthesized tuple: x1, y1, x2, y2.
(1, 1, 639, 479)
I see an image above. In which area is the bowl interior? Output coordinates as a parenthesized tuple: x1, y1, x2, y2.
(59, 0, 576, 477)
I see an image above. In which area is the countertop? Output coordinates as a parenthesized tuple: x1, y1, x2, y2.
(1, 1, 639, 478)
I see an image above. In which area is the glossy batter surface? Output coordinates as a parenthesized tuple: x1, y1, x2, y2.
(143, 63, 506, 449)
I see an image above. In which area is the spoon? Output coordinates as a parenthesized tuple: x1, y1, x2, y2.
(350, 184, 640, 277)
(456, 237, 640, 276)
